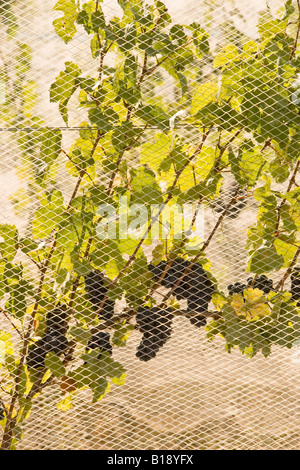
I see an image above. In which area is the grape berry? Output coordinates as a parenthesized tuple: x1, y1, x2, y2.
(27, 307, 69, 370)
(227, 275, 274, 297)
(84, 270, 115, 321)
(149, 258, 214, 330)
(227, 282, 247, 295)
(86, 331, 112, 358)
(136, 307, 173, 361)
(247, 275, 273, 293)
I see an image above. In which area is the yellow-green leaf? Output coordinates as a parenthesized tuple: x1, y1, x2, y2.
(190, 82, 219, 115)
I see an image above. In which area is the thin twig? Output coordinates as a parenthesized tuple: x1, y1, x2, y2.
(159, 187, 241, 305)
(274, 160, 300, 233)
(275, 243, 300, 291)
(0, 308, 23, 340)
(107, 124, 148, 196)
(0, 141, 93, 448)
(145, 197, 204, 301)
(95, 128, 212, 315)
(289, 0, 300, 59)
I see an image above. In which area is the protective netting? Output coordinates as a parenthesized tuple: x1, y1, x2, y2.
(0, 0, 300, 451)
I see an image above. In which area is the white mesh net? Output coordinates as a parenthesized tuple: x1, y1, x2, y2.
(0, 0, 299, 451)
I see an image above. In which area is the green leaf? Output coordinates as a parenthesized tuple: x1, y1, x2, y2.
(105, 258, 120, 280)
(77, 4, 105, 34)
(118, 237, 140, 256)
(0, 2, 18, 36)
(49, 62, 81, 124)
(239, 144, 266, 187)
(130, 166, 163, 205)
(45, 352, 66, 378)
(57, 394, 73, 410)
(0, 330, 15, 371)
(91, 10, 105, 31)
(72, 350, 119, 401)
(56, 268, 69, 285)
(151, 244, 164, 265)
(102, 354, 126, 380)
(69, 326, 91, 344)
(269, 158, 290, 183)
(274, 238, 297, 267)
(56, 214, 79, 250)
(140, 133, 172, 172)
(112, 323, 135, 347)
(136, 104, 170, 132)
(248, 245, 284, 274)
(116, 24, 137, 53)
(17, 365, 28, 401)
(188, 23, 210, 56)
(213, 44, 239, 68)
(71, 253, 92, 276)
(195, 146, 216, 181)
(190, 82, 219, 115)
(0, 224, 18, 261)
(16, 44, 32, 76)
(19, 238, 39, 255)
(177, 175, 222, 204)
(280, 203, 297, 233)
(36, 128, 62, 182)
(258, 11, 288, 40)
(89, 247, 110, 269)
(91, 377, 109, 402)
(53, 0, 78, 43)
(5, 280, 30, 320)
(32, 190, 65, 240)
(40, 128, 62, 165)
(88, 107, 119, 133)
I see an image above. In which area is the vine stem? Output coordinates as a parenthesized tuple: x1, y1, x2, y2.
(0, 308, 23, 340)
(95, 127, 212, 315)
(159, 187, 241, 305)
(214, 130, 241, 172)
(142, 130, 243, 300)
(144, 197, 204, 302)
(274, 159, 300, 233)
(89, 190, 239, 326)
(275, 243, 300, 291)
(107, 124, 148, 196)
(90, 307, 221, 330)
(0, 241, 56, 450)
(289, 0, 300, 60)
(0, 167, 87, 450)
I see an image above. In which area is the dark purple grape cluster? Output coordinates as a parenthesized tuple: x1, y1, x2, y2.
(86, 331, 112, 358)
(189, 315, 207, 328)
(84, 270, 115, 321)
(135, 307, 173, 361)
(27, 307, 69, 370)
(26, 345, 46, 370)
(45, 306, 68, 335)
(247, 275, 273, 293)
(227, 282, 247, 296)
(149, 258, 214, 328)
(290, 268, 300, 306)
(228, 275, 274, 297)
(84, 270, 106, 306)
